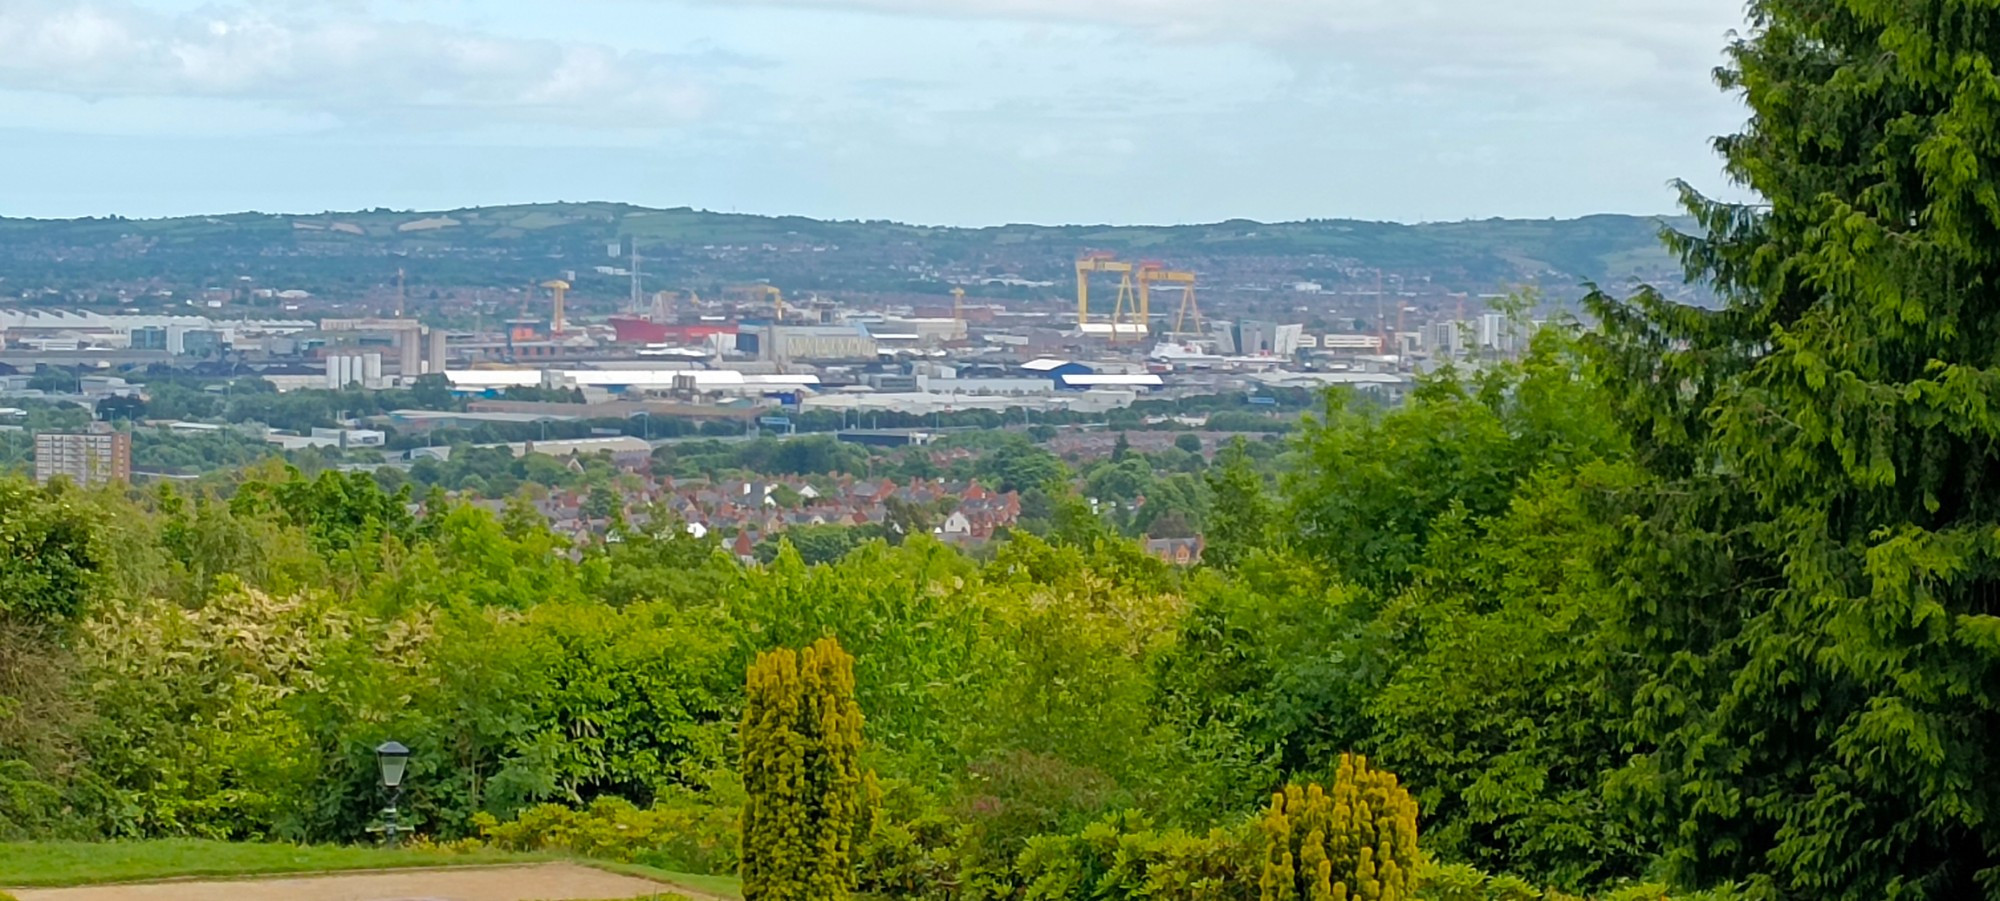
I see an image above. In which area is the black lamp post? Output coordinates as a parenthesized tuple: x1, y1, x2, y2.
(375, 740, 410, 847)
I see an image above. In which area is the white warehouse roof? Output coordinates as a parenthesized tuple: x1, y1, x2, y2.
(1057, 373, 1164, 388)
(444, 370, 543, 389)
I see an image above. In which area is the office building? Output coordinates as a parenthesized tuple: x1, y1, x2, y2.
(35, 429, 132, 486)
(179, 329, 225, 357)
(130, 327, 169, 351)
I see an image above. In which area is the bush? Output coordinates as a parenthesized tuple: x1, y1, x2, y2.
(952, 750, 1125, 871)
(1258, 755, 1421, 901)
(740, 638, 865, 901)
(472, 794, 741, 875)
(1015, 811, 1254, 901)
(1412, 861, 1746, 901)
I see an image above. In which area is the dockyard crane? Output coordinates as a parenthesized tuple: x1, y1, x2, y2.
(1137, 263, 1201, 339)
(1075, 253, 1140, 340)
(541, 279, 571, 334)
(756, 284, 784, 324)
(751, 284, 786, 364)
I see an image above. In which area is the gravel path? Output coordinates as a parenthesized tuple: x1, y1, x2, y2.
(8, 862, 681, 901)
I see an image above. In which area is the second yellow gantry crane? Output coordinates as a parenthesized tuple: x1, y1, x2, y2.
(1075, 253, 1142, 340)
(1137, 262, 1201, 339)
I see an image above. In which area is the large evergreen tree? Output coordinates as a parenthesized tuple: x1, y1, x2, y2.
(1590, 2, 2000, 895)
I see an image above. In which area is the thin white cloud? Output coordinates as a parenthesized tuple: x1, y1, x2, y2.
(0, 0, 711, 127)
(688, 0, 1741, 101)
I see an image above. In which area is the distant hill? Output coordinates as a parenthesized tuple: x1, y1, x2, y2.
(0, 203, 1703, 306)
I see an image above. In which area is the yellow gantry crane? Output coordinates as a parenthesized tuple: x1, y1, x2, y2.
(752, 284, 785, 363)
(1138, 262, 1201, 339)
(755, 284, 784, 323)
(541, 279, 572, 334)
(1075, 253, 1141, 341)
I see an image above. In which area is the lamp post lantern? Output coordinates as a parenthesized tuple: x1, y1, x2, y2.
(375, 740, 410, 847)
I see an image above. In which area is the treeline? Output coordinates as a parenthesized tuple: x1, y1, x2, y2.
(0, 320, 1729, 901)
(0, 301, 1982, 898)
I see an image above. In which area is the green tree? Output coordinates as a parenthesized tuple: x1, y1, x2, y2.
(741, 638, 865, 901)
(0, 480, 100, 629)
(408, 373, 455, 409)
(584, 484, 621, 521)
(882, 498, 934, 545)
(1287, 330, 1621, 593)
(1202, 438, 1271, 571)
(755, 527, 870, 566)
(1364, 464, 1646, 887)
(590, 503, 736, 608)
(1583, 3, 2000, 895)
(1152, 555, 1364, 823)
(978, 436, 1068, 494)
(1085, 457, 1153, 507)
(26, 368, 78, 394)
(230, 468, 415, 556)
(94, 395, 145, 421)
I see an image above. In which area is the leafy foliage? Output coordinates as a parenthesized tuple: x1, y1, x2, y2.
(1575, 2, 2000, 896)
(470, 794, 741, 875)
(0, 481, 99, 628)
(1287, 330, 1623, 593)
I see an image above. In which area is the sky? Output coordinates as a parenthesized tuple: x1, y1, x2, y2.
(0, 0, 1755, 225)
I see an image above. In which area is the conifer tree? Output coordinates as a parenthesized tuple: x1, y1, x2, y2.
(740, 637, 865, 901)
(1258, 755, 1419, 901)
(1585, 0, 2000, 895)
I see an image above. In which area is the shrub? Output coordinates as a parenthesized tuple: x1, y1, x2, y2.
(472, 793, 741, 875)
(1014, 811, 1254, 901)
(1258, 755, 1422, 901)
(1412, 860, 1746, 901)
(740, 638, 865, 901)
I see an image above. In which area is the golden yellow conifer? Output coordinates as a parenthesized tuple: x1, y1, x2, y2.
(1256, 754, 1421, 901)
(741, 638, 865, 901)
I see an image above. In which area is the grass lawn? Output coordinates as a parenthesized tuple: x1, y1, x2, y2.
(0, 839, 538, 888)
(0, 839, 744, 899)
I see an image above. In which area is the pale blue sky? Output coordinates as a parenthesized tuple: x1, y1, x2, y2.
(0, 0, 1753, 224)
